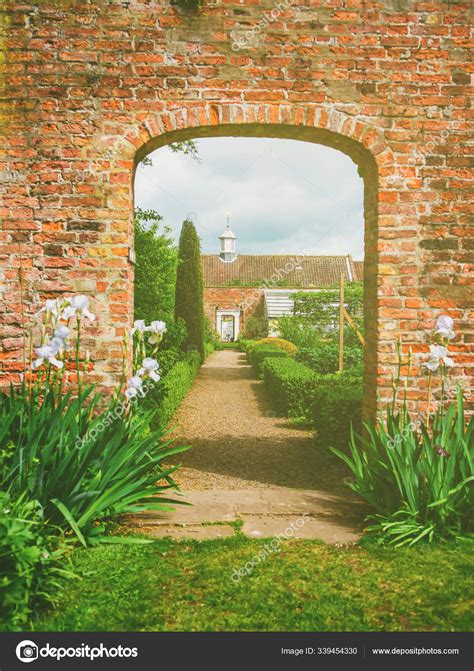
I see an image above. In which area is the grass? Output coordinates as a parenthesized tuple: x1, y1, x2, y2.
(27, 535, 474, 632)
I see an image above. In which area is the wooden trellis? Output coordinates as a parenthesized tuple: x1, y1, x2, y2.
(338, 273, 365, 372)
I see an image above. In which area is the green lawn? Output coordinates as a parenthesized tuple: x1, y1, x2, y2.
(30, 535, 474, 632)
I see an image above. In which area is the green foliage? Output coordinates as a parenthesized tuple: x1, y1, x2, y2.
(279, 282, 364, 350)
(297, 342, 363, 375)
(248, 345, 290, 376)
(175, 219, 205, 360)
(168, 140, 200, 160)
(247, 339, 298, 375)
(277, 316, 321, 349)
(162, 318, 187, 353)
(156, 351, 201, 426)
(294, 282, 363, 333)
(261, 357, 317, 417)
(204, 342, 214, 359)
(140, 141, 200, 167)
(243, 316, 268, 339)
(238, 339, 257, 353)
(0, 493, 72, 629)
(203, 317, 221, 347)
(134, 208, 178, 323)
(1, 290, 193, 628)
(131, 319, 188, 418)
(157, 319, 188, 376)
(309, 373, 363, 450)
(225, 279, 262, 287)
(254, 337, 297, 356)
(260, 357, 363, 442)
(0, 384, 189, 544)
(332, 387, 474, 546)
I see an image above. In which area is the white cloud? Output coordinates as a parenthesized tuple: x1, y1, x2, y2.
(134, 137, 364, 259)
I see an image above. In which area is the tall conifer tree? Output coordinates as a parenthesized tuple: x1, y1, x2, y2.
(175, 219, 204, 360)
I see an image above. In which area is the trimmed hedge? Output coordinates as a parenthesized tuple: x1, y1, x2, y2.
(261, 357, 316, 417)
(239, 338, 257, 353)
(309, 373, 363, 451)
(248, 346, 290, 375)
(156, 351, 201, 426)
(260, 357, 363, 451)
(254, 337, 298, 356)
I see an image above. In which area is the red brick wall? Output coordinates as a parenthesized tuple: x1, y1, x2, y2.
(2, 0, 472, 416)
(204, 287, 264, 336)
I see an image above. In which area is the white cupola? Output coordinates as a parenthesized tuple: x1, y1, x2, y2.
(219, 215, 237, 263)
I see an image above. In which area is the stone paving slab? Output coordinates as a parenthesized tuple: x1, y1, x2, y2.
(131, 493, 237, 525)
(260, 489, 364, 517)
(241, 515, 362, 545)
(130, 489, 364, 523)
(127, 488, 364, 544)
(133, 524, 236, 540)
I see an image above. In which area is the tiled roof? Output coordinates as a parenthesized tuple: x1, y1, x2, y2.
(353, 260, 364, 281)
(201, 254, 363, 288)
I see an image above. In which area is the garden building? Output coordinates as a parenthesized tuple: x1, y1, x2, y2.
(201, 225, 363, 341)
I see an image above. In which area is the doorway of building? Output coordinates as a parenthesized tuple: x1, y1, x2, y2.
(217, 310, 240, 342)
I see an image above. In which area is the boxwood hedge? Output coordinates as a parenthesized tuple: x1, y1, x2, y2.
(261, 357, 363, 451)
(248, 346, 290, 376)
(309, 372, 363, 451)
(261, 357, 316, 417)
(156, 351, 201, 425)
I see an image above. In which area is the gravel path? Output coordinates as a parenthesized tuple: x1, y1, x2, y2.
(171, 350, 347, 493)
(127, 350, 365, 542)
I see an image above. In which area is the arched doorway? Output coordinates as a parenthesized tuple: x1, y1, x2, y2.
(118, 107, 381, 419)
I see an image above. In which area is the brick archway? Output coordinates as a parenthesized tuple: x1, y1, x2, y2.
(3, 1, 471, 415)
(107, 103, 388, 418)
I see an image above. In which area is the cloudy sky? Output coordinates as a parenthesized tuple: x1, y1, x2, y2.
(134, 137, 364, 260)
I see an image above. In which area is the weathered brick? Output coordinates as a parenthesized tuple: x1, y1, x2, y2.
(1, 0, 471, 416)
